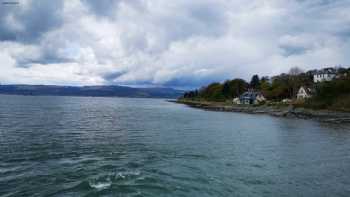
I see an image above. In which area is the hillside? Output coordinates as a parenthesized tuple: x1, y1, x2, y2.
(0, 85, 183, 98)
(181, 66, 350, 111)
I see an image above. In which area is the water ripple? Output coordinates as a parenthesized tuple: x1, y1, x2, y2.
(1, 95, 350, 197)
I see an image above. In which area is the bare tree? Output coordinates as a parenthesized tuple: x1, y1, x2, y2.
(289, 66, 304, 76)
(288, 66, 305, 98)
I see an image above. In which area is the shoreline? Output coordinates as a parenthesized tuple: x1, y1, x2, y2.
(172, 100, 350, 124)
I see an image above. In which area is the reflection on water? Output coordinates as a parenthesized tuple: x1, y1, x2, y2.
(0, 95, 349, 196)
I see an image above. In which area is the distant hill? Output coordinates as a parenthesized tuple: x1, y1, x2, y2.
(0, 85, 184, 98)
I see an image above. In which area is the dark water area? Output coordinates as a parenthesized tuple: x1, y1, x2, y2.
(0, 95, 349, 197)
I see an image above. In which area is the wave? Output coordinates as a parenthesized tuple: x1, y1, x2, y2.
(115, 170, 141, 179)
(89, 180, 112, 190)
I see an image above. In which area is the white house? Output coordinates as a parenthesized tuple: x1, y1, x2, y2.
(297, 86, 313, 100)
(232, 97, 241, 105)
(313, 68, 336, 83)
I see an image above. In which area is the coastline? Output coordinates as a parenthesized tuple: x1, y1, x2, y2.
(172, 99, 350, 124)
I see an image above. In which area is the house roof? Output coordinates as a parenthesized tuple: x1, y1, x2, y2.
(240, 91, 264, 100)
(299, 86, 315, 95)
(315, 68, 337, 75)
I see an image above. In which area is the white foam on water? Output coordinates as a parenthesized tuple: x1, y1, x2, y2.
(89, 181, 112, 190)
(115, 170, 141, 179)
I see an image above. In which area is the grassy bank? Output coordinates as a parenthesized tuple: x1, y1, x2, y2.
(175, 98, 350, 123)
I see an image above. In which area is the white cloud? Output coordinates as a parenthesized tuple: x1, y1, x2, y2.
(0, 0, 350, 88)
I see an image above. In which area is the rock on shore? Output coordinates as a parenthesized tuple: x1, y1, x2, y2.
(173, 100, 350, 124)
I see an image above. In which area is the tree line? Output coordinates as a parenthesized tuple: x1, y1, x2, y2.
(306, 72, 350, 110)
(183, 67, 350, 105)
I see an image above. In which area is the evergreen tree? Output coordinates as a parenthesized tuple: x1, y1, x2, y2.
(250, 75, 260, 89)
(222, 81, 231, 98)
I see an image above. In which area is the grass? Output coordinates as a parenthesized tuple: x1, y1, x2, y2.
(179, 95, 350, 112)
(330, 94, 350, 112)
(299, 94, 350, 112)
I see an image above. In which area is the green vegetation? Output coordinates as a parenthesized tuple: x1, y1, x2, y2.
(182, 66, 350, 111)
(184, 79, 248, 101)
(305, 74, 350, 111)
(184, 66, 313, 101)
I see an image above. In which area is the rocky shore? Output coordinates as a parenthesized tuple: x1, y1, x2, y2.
(172, 100, 350, 124)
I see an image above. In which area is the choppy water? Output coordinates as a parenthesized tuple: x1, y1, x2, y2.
(0, 95, 350, 197)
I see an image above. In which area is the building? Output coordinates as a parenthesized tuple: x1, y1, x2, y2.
(297, 86, 313, 100)
(313, 68, 337, 83)
(232, 97, 241, 105)
(239, 91, 266, 105)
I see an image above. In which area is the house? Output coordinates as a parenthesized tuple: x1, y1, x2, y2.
(297, 86, 313, 100)
(239, 91, 266, 105)
(313, 68, 337, 83)
(232, 97, 241, 105)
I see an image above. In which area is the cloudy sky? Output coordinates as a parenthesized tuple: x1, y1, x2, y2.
(0, 0, 349, 89)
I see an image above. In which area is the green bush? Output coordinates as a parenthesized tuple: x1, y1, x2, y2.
(303, 76, 350, 110)
(330, 94, 350, 111)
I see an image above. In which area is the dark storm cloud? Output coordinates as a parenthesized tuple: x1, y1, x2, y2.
(0, 0, 63, 43)
(102, 70, 127, 81)
(16, 55, 70, 67)
(118, 1, 228, 58)
(161, 2, 227, 40)
(279, 45, 309, 57)
(81, 0, 120, 17)
(82, 0, 143, 17)
(163, 77, 222, 89)
(183, 2, 227, 37)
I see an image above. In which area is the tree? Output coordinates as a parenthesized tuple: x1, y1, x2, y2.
(264, 74, 290, 100)
(221, 79, 249, 99)
(250, 75, 260, 89)
(289, 66, 304, 76)
(229, 79, 248, 97)
(222, 81, 231, 98)
(260, 77, 271, 95)
(288, 66, 307, 98)
(260, 76, 270, 83)
(201, 82, 225, 101)
(305, 76, 350, 110)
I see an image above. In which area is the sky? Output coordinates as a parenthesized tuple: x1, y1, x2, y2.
(0, 0, 350, 89)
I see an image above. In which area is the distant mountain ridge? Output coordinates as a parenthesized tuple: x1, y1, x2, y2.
(0, 85, 184, 98)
